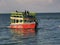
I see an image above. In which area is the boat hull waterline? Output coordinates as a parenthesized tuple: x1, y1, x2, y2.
(10, 23, 35, 29)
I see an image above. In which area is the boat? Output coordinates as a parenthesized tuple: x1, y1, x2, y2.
(10, 11, 37, 34)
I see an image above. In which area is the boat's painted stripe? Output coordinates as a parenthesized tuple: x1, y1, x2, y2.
(10, 23, 35, 28)
(10, 17, 23, 20)
(10, 22, 35, 25)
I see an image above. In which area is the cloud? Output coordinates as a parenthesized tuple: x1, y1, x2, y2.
(15, 0, 53, 5)
(48, 0, 53, 3)
(0, 0, 8, 12)
(0, 0, 60, 13)
(0, 0, 6, 6)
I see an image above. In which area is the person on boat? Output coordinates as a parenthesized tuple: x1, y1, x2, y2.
(24, 10, 29, 15)
(16, 10, 18, 13)
(25, 10, 27, 15)
(27, 11, 29, 15)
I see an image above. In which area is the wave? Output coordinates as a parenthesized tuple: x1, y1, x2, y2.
(0, 26, 10, 28)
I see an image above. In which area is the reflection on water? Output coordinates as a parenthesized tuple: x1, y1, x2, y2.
(10, 28, 35, 37)
(8, 28, 37, 45)
(0, 28, 37, 45)
(9, 34, 37, 45)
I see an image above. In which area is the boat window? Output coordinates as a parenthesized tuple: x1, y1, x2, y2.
(24, 20, 29, 22)
(20, 16, 22, 18)
(13, 16, 16, 17)
(29, 20, 34, 22)
(24, 20, 26, 22)
(14, 19, 15, 23)
(20, 20, 22, 22)
(16, 20, 19, 23)
(16, 16, 19, 17)
(12, 16, 20, 17)
(11, 19, 15, 23)
(24, 19, 34, 23)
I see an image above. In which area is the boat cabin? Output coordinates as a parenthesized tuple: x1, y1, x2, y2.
(10, 12, 36, 24)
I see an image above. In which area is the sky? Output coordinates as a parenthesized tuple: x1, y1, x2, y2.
(0, 0, 60, 13)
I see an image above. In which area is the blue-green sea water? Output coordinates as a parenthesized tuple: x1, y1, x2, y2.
(0, 13, 60, 45)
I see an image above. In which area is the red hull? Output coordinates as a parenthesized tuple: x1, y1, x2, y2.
(10, 23, 36, 29)
(10, 23, 36, 35)
(11, 28, 35, 35)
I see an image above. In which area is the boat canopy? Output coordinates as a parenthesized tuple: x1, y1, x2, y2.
(11, 12, 23, 16)
(11, 12, 36, 16)
(10, 11, 36, 24)
(29, 12, 36, 16)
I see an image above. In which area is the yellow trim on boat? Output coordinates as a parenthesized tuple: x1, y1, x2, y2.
(10, 17, 23, 20)
(11, 23, 24, 24)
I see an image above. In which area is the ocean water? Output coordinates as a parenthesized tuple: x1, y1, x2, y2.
(0, 13, 60, 45)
